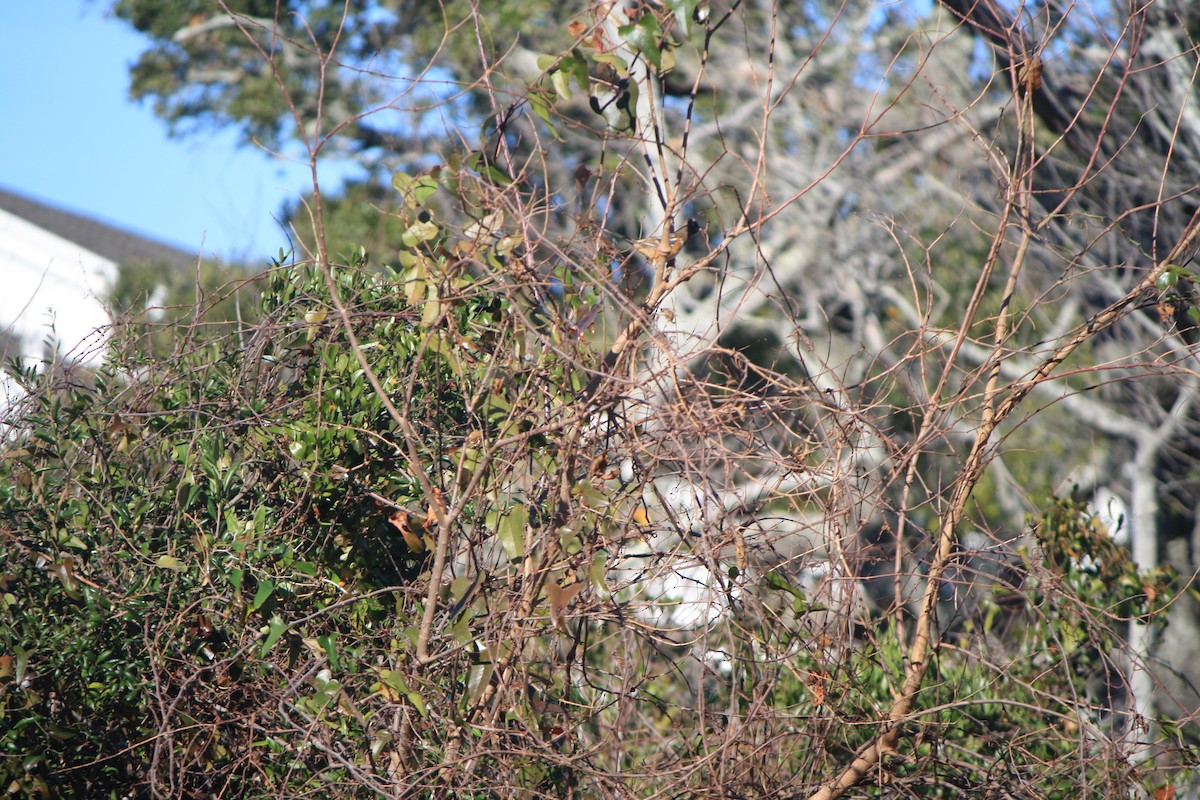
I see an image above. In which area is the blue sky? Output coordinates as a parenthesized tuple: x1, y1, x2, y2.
(1, 4, 332, 262)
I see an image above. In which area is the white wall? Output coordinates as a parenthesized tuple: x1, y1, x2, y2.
(0, 207, 117, 403)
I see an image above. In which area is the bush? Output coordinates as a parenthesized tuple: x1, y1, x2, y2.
(0, 256, 506, 796)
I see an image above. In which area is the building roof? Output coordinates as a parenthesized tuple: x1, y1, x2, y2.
(0, 186, 196, 271)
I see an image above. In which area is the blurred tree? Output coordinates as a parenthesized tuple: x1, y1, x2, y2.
(113, 0, 564, 162)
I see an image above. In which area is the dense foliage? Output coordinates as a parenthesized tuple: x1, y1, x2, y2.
(6, 0, 1200, 797)
(2, 262, 457, 795)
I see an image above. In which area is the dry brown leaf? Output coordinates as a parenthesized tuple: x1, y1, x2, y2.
(426, 488, 445, 528)
(546, 581, 584, 632)
(388, 511, 427, 554)
(807, 670, 829, 707)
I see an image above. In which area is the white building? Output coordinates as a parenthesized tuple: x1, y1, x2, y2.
(0, 187, 194, 403)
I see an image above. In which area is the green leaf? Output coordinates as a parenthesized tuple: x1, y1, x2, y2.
(573, 478, 607, 508)
(559, 525, 583, 555)
(449, 574, 473, 608)
(379, 669, 428, 717)
(427, 330, 463, 376)
(314, 671, 341, 698)
(466, 662, 494, 707)
(1059, 620, 1085, 654)
(260, 615, 287, 657)
(379, 669, 410, 695)
(403, 214, 441, 247)
(496, 506, 528, 562)
(569, 53, 593, 93)
(317, 633, 339, 672)
(156, 555, 184, 571)
(449, 613, 474, 645)
(13, 644, 29, 686)
(407, 688, 429, 717)
(419, 282, 442, 328)
(46, 722, 78, 741)
(392, 171, 439, 205)
(531, 97, 562, 140)
(403, 257, 428, 307)
(618, 16, 664, 71)
(659, 45, 676, 73)
(591, 53, 629, 73)
(764, 570, 804, 600)
(458, 441, 484, 484)
(550, 69, 572, 101)
(588, 551, 611, 600)
(666, 0, 702, 39)
(370, 730, 393, 760)
(250, 580, 275, 612)
(467, 152, 513, 186)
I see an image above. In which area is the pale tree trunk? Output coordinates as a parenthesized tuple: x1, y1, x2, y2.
(1127, 385, 1199, 759)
